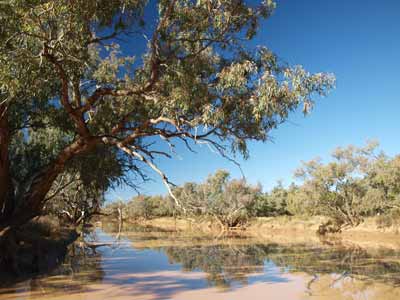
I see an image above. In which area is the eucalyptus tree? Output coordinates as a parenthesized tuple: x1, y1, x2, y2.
(173, 170, 261, 228)
(46, 173, 102, 226)
(204, 171, 261, 228)
(294, 142, 380, 230)
(285, 182, 320, 216)
(357, 154, 400, 229)
(363, 155, 400, 214)
(0, 0, 334, 232)
(265, 181, 289, 215)
(117, 194, 174, 220)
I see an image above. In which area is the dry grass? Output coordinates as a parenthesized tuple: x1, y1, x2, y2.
(129, 216, 400, 250)
(128, 216, 220, 233)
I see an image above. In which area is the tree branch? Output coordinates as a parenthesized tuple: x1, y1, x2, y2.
(117, 143, 186, 213)
(43, 48, 90, 137)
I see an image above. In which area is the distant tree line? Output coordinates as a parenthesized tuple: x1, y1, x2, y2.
(0, 0, 334, 274)
(103, 141, 400, 233)
(0, 0, 333, 235)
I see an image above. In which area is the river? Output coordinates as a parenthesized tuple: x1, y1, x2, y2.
(1, 223, 400, 299)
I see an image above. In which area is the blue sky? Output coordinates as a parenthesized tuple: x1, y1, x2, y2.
(107, 0, 400, 201)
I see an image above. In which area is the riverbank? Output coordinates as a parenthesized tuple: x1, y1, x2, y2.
(0, 217, 79, 286)
(121, 216, 400, 249)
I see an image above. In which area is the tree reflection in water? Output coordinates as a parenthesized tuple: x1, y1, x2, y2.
(21, 232, 105, 296)
(164, 243, 400, 288)
(164, 244, 271, 288)
(115, 225, 400, 289)
(4, 225, 400, 299)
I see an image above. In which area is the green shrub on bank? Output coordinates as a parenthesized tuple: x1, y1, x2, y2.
(103, 142, 400, 234)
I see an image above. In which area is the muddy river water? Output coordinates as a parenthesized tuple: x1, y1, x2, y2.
(2, 224, 400, 300)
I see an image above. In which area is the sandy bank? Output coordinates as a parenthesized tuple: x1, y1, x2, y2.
(123, 216, 400, 250)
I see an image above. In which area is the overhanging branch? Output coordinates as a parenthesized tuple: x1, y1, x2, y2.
(117, 143, 186, 213)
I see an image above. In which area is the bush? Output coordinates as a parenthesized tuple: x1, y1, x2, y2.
(174, 170, 260, 228)
(376, 209, 400, 229)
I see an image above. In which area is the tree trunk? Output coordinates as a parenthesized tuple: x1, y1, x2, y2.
(0, 104, 14, 219)
(0, 137, 98, 231)
(0, 104, 19, 272)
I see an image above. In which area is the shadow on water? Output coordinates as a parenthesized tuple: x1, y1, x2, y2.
(0, 227, 80, 288)
(0, 238, 105, 296)
(2, 222, 400, 299)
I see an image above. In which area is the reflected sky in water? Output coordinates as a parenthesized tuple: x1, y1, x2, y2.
(2, 224, 400, 300)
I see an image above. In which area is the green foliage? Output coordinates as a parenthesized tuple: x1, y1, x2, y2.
(173, 170, 261, 228)
(45, 172, 105, 226)
(288, 141, 400, 232)
(44, 145, 128, 225)
(104, 170, 261, 227)
(252, 181, 290, 216)
(0, 0, 335, 228)
(125, 195, 175, 220)
(102, 201, 126, 219)
(103, 194, 175, 221)
(293, 142, 379, 228)
(286, 183, 316, 216)
(101, 141, 400, 235)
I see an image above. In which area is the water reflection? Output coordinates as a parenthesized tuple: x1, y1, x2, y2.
(112, 223, 400, 289)
(164, 244, 284, 288)
(0, 236, 105, 299)
(1, 223, 400, 299)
